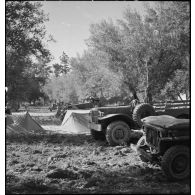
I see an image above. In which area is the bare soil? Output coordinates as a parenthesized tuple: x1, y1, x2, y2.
(6, 109, 190, 194)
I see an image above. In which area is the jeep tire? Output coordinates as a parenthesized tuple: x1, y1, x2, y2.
(106, 121, 130, 146)
(161, 145, 189, 181)
(90, 129, 105, 140)
(133, 103, 155, 127)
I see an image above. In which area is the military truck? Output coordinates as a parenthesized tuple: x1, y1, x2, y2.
(136, 115, 190, 181)
(89, 102, 156, 145)
(89, 100, 190, 146)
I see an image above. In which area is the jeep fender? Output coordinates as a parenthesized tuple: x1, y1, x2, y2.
(98, 113, 135, 132)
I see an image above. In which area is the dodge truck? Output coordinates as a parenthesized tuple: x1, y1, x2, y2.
(89, 100, 189, 146)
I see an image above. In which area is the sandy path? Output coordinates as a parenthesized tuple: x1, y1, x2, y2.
(42, 125, 90, 135)
(12, 112, 56, 117)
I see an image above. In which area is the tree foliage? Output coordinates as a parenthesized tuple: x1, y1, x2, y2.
(44, 1, 190, 104)
(85, 1, 190, 101)
(6, 1, 52, 104)
(52, 52, 70, 77)
(70, 50, 124, 100)
(160, 70, 189, 100)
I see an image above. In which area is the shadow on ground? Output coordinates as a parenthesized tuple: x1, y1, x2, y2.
(6, 161, 190, 194)
(6, 132, 101, 146)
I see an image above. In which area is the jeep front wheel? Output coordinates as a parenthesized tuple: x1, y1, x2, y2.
(106, 121, 130, 146)
(161, 145, 189, 181)
(90, 129, 105, 140)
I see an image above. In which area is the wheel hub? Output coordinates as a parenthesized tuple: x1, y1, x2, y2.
(172, 155, 188, 174)
(114, 129, 125, 140)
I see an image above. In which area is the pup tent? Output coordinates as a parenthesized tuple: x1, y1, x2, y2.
(61, 110, 91, 134)
(6, 112, 45, 135)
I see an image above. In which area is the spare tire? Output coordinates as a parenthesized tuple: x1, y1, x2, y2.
(133, 103, 155, 127)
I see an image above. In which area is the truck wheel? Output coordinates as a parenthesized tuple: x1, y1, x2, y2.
(161, 145, 189, 181)
(133, 103, 155, 127)
(106, 121, 130, 146)
(90, 129, 105, 140)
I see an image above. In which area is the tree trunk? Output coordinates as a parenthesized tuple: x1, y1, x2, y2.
(144, 85, 153, 104)
(144, 59, 153, 104)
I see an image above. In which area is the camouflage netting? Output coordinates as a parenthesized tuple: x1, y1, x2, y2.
(6, 112, 45, 135)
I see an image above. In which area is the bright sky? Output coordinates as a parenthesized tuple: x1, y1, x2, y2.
(41, 1, 147, 63)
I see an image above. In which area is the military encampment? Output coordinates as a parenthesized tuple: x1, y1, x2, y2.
(5, 1, 190, 194)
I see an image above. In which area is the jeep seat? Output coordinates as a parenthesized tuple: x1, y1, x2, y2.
(142, 115, 189, 131)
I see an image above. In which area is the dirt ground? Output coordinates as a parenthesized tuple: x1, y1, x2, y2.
(6, 109, 190, 194)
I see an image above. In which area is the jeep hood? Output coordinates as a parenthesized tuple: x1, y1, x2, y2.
(142, 115, 189, 131)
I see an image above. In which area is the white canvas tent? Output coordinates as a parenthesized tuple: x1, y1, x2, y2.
(14, 111, 45, 133)
(6, 112, 45, 135)
(61, 110, 91, 134)
(6, 123, 31, 135)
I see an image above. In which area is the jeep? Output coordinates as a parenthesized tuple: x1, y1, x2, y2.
(136, 115, 190, 181)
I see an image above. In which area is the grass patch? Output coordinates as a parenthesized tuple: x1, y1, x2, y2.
(6, 109, 190, 194)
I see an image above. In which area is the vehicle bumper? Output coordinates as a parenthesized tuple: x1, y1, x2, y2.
(88, 122, 102, 131)
(136, 145, 153, 162)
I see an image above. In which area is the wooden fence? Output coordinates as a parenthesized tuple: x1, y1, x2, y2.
(152, 100, 190, 111)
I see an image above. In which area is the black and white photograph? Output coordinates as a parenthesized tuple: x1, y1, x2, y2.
(5, 1, 190, 194)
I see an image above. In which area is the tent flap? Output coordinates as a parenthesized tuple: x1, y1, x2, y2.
(61, 110, 91, 134)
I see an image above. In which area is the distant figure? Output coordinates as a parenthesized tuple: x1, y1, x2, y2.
(86, 92, 100, 107)
(130, 92, 140, 110)
(131, 99, 139, 109)
(90, 96, 100, 107)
